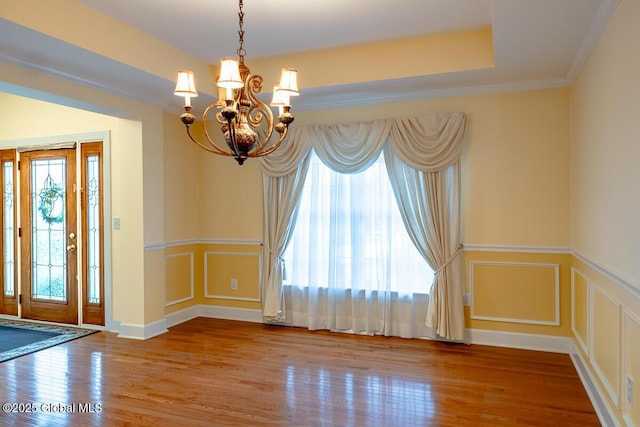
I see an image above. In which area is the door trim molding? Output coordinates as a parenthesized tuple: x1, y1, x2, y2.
(1, 131, 112, 327)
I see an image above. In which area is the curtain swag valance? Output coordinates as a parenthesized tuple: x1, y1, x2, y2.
(260, 112, 466, 176)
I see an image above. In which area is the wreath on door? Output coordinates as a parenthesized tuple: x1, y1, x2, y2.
(38, 175, 64, 224)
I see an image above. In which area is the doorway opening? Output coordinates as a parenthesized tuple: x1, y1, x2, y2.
(0, 136, 109, 326)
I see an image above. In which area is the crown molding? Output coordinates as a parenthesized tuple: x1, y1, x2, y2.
(564, 0, 620, 83)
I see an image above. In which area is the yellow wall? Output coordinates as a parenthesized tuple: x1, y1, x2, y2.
(250, 28, 494, 90)
(0, 92, 118, 139)
(163, 113, 202, 242)
(293, 88, 571, 247)
(570, 0, 640, 289)
(167, 87, 571, 248)
(198, 151, 263, 241)
(569, 0, 640, 423)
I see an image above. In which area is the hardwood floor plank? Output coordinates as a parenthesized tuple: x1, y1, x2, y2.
(0, 318, 599, 426)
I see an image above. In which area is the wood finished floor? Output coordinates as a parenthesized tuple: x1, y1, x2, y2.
(0, 317, 599, 426)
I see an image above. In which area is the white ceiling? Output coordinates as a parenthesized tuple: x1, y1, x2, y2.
(0, 0, 620, 113)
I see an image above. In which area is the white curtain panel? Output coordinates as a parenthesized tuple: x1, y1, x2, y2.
(261, 152, 311, 322)
(281, 152, 435, 337)
(260, 112, 466, 340)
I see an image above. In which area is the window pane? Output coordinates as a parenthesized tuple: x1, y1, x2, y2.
(3, 161, 14, 297)
(283, 152, 434, 295)
(86, 155, 101, 304)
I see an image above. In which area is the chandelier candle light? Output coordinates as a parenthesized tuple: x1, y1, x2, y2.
(174, 0, 299, 165)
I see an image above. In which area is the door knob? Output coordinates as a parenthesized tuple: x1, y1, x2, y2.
(66, 244, 76, 252)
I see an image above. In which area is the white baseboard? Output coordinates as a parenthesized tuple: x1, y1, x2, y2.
(165, 311, 573, 353)
(107, 319, 121, 334)
(467, 328, 573, 353)
(569, 342, 619, 427)
(164, 304, 263, 329)
(165, 306, 199, 328)
(112, 305, 262, 339)
(196, 304, 263, 323)
(114, 318, 168, 340)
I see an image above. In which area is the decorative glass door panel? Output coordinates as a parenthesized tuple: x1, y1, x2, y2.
(81, 142, 104, 325)
(20, 149, 78, 324)
(4, 161, 15, 297)
(32, 158, 68, 301)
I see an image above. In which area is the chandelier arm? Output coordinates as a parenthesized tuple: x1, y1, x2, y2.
(244, 74, 275, 151)
(248, 107, 275, 152)
(185, 126, 233, 156)
(248, 126, 289, 157)
(212, 100, 232, 126)
(202, 102, 236, 156)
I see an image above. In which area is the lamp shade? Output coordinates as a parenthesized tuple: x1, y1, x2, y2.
(277, 68, 299, 96)
(174, 70, 198, 97)
(218, 58, 244, 89)
(270, 85, 291, 106)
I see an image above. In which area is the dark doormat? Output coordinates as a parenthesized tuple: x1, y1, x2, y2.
(0, 318, 98, 363)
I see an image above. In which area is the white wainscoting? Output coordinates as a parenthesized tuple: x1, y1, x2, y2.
(622, 309, 640, 426)
(571, 267, 590, 355)
(590, 285, 622, 408)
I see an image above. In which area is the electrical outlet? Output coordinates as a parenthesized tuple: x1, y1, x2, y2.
(628, 376, 634, 405)
(230, 278, 238, 290)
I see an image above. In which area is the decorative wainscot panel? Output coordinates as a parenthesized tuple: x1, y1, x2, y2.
(470, 261, 559, 326)
(590, 285, 621, 407)
(165, 252, 195, 307)
(204, 251, 262, 303)
(571, 267, 590, 354)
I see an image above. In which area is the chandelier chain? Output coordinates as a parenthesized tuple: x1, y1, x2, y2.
(237, 0, 246, 60)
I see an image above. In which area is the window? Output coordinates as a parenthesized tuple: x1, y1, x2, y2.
(283, 151, 434, 295)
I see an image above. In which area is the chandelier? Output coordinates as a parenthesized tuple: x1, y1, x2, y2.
(173, 0, 299, 165)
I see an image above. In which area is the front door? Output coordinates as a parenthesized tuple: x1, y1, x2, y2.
(20, 149, 78, 324)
